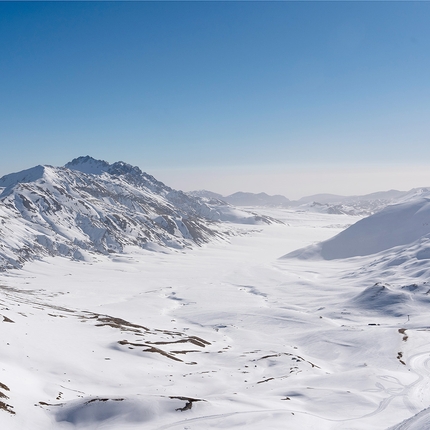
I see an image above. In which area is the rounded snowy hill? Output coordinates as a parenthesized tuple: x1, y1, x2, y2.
(284, 189, 430, 260)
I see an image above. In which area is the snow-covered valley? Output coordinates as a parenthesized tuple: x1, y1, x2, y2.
(1, 202, 430, 429)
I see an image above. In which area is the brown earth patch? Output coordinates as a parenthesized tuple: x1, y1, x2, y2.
(399, 328, 408, 342)
(170, 396, 204, 412)
(0, 400, 15, 415)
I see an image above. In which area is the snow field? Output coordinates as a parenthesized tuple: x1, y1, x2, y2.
(0, 209, 429, 429)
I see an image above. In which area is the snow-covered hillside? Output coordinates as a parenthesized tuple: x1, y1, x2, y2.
(284, 190, 430, 260)
(0, 156, 274, 270)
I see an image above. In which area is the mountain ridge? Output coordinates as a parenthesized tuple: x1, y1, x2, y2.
(0, 156, 274, 271)
(188, 188, 430, 216)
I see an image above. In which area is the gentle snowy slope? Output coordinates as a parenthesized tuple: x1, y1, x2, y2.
(284, 191, 430, 260)
(389, 407, 430, 430)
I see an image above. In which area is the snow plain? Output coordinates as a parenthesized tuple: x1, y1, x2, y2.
(1, 208, 429, 429)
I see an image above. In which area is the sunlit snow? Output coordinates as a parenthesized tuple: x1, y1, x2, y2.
(1, 203, 430, 429)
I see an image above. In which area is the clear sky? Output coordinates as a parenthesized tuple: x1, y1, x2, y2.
(1, 1, 430, 199)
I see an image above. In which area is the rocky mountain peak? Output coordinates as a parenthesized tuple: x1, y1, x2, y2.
(64, 156, 110, 175)
(65, 156, 143, 178)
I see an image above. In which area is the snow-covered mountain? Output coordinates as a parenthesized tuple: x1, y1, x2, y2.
(187, 191, 291, 207)
(223, 192, 290, 207)
(0, 156, 274, 270)
(187, 190, 224, 200)
(295, 190, 407, 205)
(284, 189, 430, 261)
(292, 189, 423, 216)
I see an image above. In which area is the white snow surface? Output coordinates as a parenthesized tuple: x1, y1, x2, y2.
(285, 190, 430, 260)
(1, 205, 430, 429)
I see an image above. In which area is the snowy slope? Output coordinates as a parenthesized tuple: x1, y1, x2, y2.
(389, 407, 430, 430)
(284, 191, 430, 260)
(0, 157, 274, 270)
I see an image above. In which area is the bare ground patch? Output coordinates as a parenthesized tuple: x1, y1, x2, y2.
(169, 396, 205, 412)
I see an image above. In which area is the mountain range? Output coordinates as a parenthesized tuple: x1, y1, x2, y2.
(1, 155, 428, 272)
(0, 156, 274, 271)
(189, 188, 429, 216)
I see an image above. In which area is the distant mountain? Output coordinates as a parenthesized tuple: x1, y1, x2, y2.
(187, 190, 224, 200)
(295, 193, 348, 205)
(295, 190, 407, 205)
(223, 192, 290, 207)
(295, 188, 430, 216)
(188, 191, 290, 207)
(0, 156, 275, 270)
(189, 188, 425, 216)
(284, 189, 430, 260)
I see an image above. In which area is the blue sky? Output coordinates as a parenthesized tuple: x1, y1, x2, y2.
(1, 2, 429, 197)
